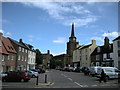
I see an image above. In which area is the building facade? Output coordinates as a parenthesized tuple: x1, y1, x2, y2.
(9, 38, 28, 71)
(91, 37, 114, 67)
(42, 50, 53, 69)
(113, 36, 120, 68)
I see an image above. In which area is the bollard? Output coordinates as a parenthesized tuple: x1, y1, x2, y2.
(36, 76, 38, 85)
(45, 74, 47, 83)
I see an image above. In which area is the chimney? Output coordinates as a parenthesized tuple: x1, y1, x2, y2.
(104, 37, 109, 48)
(47, 50, 50, 54)
(92, 40, 96, 45)
(19, 39, 22, 43)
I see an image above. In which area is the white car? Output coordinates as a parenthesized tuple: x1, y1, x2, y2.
(96, 67, 119, 80)
(89, 66, 101, 77)
(28, 70, 38, 78)
(0, 72, 7, 77)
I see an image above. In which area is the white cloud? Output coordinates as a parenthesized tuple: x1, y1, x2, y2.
(52, 51, 66, 56)
(91, 36, 103, 42)
(6, 32, 12, 36)
(0, 29, 4, 33)
(53, 37, 66, 44)
(21, 2, 98, 27)
(102, 32, 119, 38)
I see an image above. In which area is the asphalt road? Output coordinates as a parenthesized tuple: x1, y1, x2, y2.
(1, 69, 119, 88)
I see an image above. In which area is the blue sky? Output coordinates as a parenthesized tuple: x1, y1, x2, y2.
(1, 1, 119, 56)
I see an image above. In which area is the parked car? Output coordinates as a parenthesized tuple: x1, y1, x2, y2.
(2, 71, 31, 82)
(30, 69, 41, 74)
(96, 67, 119, 80)
(0, 72, 7, 77)
(73, 67, 81, 72)
(84, 67, 91, 75)
(89, 66, 101, 77)
(66, 67, 74, 72)
(28, 70, 38, 78)
(80, 67, 88, 72)
(62, 67, 68, 71)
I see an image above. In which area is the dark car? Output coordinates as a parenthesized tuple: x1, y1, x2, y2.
(66, 67, 74, 72)
(74, 67, 81, 72)
(84, 67, 91, 75)
(2, 71, 31, 82)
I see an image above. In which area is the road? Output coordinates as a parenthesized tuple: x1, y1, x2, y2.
(1, 69, 119, 88)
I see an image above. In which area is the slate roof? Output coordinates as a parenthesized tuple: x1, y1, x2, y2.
(8, 38, 27, 48)
(113, 36, 120, 41)
(91, 44, 113, 56)
(81, 44, 92, 49)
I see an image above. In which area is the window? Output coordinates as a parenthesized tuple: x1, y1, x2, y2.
(118, 50, 120, 57)
(24, 57, 26, 61)
(97, 47, 100, 52)
(2, 55, 4, 61)
(19, 47, 21, 51)
(18, 55, 20, 60)
(22, 48, 24, 52)
(107, 53, 110, 59)
(8, 55, 10, 60)
(26, 49, 27, 53)
(96, 55, 100, 60)
(86, 55, 87, 60)
(118, 41, 120, 48)
(22, 56, 24, 61)
(86, 49, 87, 52)
(12, 56, 14, 60)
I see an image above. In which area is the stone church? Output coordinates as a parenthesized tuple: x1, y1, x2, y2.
(66, 23, 79, 66)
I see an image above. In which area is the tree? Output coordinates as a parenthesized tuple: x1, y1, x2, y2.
(35, 49, 43, 65)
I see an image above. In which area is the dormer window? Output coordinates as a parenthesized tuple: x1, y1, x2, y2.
(97, 47, 100, 52)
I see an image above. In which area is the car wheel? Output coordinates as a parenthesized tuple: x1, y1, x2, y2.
(105, 76, 109, 81)
(20, 79, 24, 82)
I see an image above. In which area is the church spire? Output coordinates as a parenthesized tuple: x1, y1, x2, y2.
(71, 23, 75, 37)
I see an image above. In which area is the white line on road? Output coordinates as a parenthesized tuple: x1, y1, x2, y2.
(74, 82, 83, 87)
(68, 78, 73, 81)
(61, 74, 68, 78)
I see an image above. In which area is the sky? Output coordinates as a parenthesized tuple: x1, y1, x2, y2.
(1, 1, 119, 56)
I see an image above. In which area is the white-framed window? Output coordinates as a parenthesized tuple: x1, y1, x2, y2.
(22, 48, 24, 52)
(24, 57, 26, 61)
(11, 56, 14, 60)
(2, 55, 4, 61)
(26, 49, 27, 53)
(8, 55, 10, 60)
(97, 47, 100, 52)
(19, 47, 21, 51)
(22, 56, 24, 61)
(96, 55, 100, 60)
(10, 66, 13, 71)
(18, 55, 20, 60)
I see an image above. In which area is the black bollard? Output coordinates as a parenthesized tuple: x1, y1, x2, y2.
(36, 76, 38, 85)
(45, 74, 47, 83)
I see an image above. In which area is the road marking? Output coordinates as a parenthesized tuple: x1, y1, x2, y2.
(50, 82, 55, 86)
(61, 74, 68, 78)
(74, 82, 83, 87)
(68, 78, 73, 81)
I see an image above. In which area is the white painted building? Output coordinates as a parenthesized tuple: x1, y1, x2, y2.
(28, 50, 36, 70)
(73, 40, 97, 67)
(113, 36, 120, 68)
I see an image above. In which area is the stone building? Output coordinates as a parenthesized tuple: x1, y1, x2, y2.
(91, 37, 114, 67)
(113, 36, 120, 68)
(66, 23, 79, 66)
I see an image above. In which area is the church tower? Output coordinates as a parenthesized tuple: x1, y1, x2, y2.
(66, 23, 79, 66)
